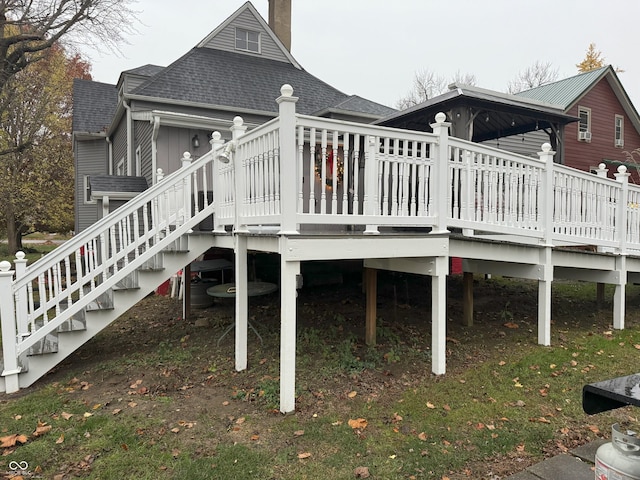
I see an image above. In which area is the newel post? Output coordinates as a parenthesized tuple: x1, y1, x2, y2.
(363, 135, 380, 234)
(276, 84, 299, 235)
(210, 131, 225, 233)
(538, 143, 556, 246)
(13, 252, 28, 340)
(615, 165, 630, 254)
(181, 152, 193, 226)
(230, 116, 248, 233)
(0, 260, 20, 393)
(430, 113, 451, 234)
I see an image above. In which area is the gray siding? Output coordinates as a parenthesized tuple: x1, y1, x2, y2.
(134, 120, 154, 182)
(74, 139, 108, 232)
(481, 130, 549, 159)
(111, 121, 128, 173)
(202, 9, 289, 64)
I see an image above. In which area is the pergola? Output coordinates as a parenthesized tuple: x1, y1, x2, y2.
(377, 84, 579, 164)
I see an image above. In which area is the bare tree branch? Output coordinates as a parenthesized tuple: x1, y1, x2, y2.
(507, 61, 559, 94)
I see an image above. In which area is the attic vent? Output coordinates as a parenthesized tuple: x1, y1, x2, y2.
(236, 28, 260, 53)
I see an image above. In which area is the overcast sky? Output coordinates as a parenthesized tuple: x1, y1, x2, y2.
(86, 0, 640, 110)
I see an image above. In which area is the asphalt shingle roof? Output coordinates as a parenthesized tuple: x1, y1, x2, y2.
(73, 79, 118, 133)
(90, 175, 148, 194)
(131, 48, 395, 117)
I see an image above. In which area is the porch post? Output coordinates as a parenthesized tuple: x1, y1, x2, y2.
(276, 84, 300, 235)
(365, 267, 377, 345)
(235, 234, 248, 371)
(613, 165, 630, 329)
(0, 261, 20, 393)
(537, 144, 556, 346)
(431, 256, 448, 375)
(280, 254, 300, 413)
(429, 112, 451, 235)
(210, 132, 225, 233)
(181, 152, 192, 227)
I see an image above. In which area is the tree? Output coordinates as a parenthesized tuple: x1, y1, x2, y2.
(396, 69, 477, 110)
(0, 43, 90, 253)
(507, 61, 559, 94)
(0, 0, 138, 158)
(0, 1, 137, 253)
(576, 43, 606, 72)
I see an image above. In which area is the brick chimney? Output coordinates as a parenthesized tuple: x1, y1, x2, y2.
(268, 0, 291, 51)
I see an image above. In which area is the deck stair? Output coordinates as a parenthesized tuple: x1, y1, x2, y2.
(0, 147, 221, 393)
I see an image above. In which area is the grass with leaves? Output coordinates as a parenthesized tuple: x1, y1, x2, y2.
(1, 276, 639, 479)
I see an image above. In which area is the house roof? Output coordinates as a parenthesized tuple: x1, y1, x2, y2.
(376, 84, 577, 142)
(517, 65, 640, 133)
(72, 79, 118, 134)
(516, 66, 640, 134)
(129, 47, 395, 118)
(123, 64, 165, 77)
(515, 67, 609, 109)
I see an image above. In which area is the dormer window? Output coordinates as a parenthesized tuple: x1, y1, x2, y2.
(235, 28, 260, 53)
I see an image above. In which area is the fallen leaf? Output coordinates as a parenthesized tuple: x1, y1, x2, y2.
(504, 322, 519, 329)
(112, 409, 122, 415)
(354, 466, 370, 478)
(347, 391, 357, 398)
(426, 402, 436, 409)
(588, 425, 600, 434)
(418, 432, 427, 441)
(293, 430, 304, 437)
(297, 452, 311, 459)
(348, 418, 368, 430)
(236, 417, 246, 425)
(250, 434, 260, 441)
(443, 404, 451, 411)
(33, 422, 52, 437)
(61, 412, 73, 420)
(516, 444, 525, 452)
(0, 433, 28, 448)
(56, 434, 64, 444)
(498, 361, 506, 366)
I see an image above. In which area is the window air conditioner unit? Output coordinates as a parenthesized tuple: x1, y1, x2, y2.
(579, 131, 592, 141)
(615, 139, 624, 147)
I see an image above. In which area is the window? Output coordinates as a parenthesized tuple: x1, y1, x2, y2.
(83, 175, 96, 204)
(235, 28, 260, 53)
(615, 115, 624, 147)
(577, 106, 591, 142)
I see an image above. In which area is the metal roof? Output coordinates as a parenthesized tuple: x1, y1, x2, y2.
(515, 67, 608, 109)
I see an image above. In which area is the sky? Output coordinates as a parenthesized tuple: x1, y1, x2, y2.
(86, 0, 640, 110)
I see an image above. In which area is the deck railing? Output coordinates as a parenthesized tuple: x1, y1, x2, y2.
(4, 83, 640, 391)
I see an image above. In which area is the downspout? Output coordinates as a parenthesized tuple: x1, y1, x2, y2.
(106, 137, 113, 175)
(123, 99, 133, 175)
(151, 115, 160, 184)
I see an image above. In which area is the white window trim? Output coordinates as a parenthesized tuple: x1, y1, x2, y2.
(83, 175, 96, 205)
(235, 27, 261, 53)
(135, 146, 142, 177)
(116, 156, 125, 176)
(578, 106, 591, 133)
(615, 115, 624, 147)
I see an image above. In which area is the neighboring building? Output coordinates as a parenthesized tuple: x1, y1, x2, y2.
(72, 0, 396, 233)
(516, 66, 640, 177)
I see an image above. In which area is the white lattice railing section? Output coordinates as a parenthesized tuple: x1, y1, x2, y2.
(1, 148, 221, 392)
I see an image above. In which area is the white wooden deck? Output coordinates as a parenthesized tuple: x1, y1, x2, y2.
(3, 84, 640, 413)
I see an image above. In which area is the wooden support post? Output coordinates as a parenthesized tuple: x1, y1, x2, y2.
(279, 257, 300, 413)
(462, 271, 473, 326)
(431, 257, 447, 375)
(365, 267, 377, 345)
(235, 235, 248, 371)
(596, 282, 605, 309)
(183, 263, 191, 321)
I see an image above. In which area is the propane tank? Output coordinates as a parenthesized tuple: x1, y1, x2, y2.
(595, 424, 640, 479)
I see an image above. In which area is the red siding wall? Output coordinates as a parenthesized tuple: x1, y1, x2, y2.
(563, 79, 640, 179)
